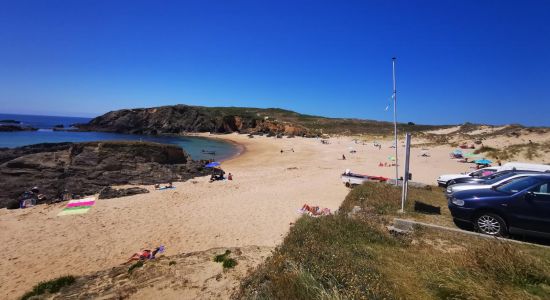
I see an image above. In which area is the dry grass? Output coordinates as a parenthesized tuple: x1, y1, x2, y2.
(474, 142, 550, 161)
(235, 183, 550, 299)
(340, 182, 454, 227)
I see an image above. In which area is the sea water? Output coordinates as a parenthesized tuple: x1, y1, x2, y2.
(0, 113, 240, 161)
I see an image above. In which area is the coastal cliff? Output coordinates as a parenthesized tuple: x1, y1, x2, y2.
(78, 105, 311, 136)
(0, 141, 208, 209)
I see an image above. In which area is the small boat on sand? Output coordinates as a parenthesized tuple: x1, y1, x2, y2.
(341, 170, 388, 187)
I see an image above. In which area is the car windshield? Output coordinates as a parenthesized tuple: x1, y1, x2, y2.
(496, 177, 541, 193)
(470, 169, 495, 177)
(480, 171, 510, 181)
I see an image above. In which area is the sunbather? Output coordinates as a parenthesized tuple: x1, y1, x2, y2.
(127, 246, 165, 263)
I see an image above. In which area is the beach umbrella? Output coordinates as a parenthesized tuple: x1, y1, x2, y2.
(388, 156, 396, 161)
(205, 162, 221, 168)
(464, 153, 479, 158)
(474, 159, 492, 165)
(452, 149, 463, 155)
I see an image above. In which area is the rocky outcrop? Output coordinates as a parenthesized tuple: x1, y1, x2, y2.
(0, 141, 208, 209)
(0, 125, 37, 132)
(98, 187, 150, 199)
(77, 105, 310, 136)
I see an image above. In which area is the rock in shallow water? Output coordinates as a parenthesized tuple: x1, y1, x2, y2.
(0, 141, 208, 209)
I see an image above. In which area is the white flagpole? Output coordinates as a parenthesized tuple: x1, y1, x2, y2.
(392, 57, 398, 186)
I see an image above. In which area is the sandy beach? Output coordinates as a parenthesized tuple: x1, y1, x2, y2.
(0, 133, 538, 299)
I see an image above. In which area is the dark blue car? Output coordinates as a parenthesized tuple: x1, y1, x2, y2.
(448, 175, 550, 237)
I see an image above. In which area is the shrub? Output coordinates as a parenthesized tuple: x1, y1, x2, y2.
(214, 250, 231, 262)
(222, 258, 237, 269)
(21, 276, 75, 300)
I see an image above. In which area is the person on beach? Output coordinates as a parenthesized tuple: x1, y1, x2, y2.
(280, 149, 283, 154)
(342, 154, 346, 160)
(127, 246, 165, 263)
(228, 173, 233, 180)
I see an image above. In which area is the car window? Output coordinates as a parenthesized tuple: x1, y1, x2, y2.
(470, 170, 484, 177)
(493, 175, 527, 186)
(483, 172, 511, 182)
(531, 183, 550, 195)
(471, 169, 495, 177)
(496, 177, 540, 193)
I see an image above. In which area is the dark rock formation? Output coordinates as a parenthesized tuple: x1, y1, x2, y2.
(77, 105, 310, 136)
(98, 187, 149, 199)
(0, 119, 21, 124)
(0, 141, 208, 209)
(0, 125, 38, 132)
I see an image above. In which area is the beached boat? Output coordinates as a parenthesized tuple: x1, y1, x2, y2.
(341, 171, 388, 187)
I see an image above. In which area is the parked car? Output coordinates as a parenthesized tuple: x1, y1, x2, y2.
(448, 175, 550, 237)
(446, 172, 542, 197)
(436, 167, 501, 187)
(500, 162, 550, 172)
(437, 162, 550, 187)
(445, 170, 543, 186)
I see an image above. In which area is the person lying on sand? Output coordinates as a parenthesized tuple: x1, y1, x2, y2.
(155, 183, 174, 189)
(300, 204, 331, 216)
(126, 245, 165, 263)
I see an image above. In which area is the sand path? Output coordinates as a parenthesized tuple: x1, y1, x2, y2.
(0, 134, 471, 299)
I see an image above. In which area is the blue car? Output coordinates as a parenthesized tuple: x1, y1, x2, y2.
(448, 175, 550, 237)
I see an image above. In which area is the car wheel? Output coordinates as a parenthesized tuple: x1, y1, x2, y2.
(474, 213, 507, 236)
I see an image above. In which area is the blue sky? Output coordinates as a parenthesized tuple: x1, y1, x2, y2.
(0, 0, 549, 125)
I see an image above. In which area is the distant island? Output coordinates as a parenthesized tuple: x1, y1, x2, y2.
(0, 124, 37, 132)
(0, 119, 21, 124)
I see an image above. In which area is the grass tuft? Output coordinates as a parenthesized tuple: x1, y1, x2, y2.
(214, 250, 231, 262)
(20, 276, 76, 300)
(128, 260, 144, 273)
(214, 250, 238, 269)
(222, 258, 238, 269)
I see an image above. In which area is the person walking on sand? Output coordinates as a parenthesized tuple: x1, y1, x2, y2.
(342, 154, 346, 160)
(280, 149, 283, 154)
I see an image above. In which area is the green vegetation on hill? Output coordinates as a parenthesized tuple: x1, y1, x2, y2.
(193, 105, 450, 135)
(235, 182, 550, 299)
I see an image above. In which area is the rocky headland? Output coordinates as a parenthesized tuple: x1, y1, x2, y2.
(0, 141, 209, 209)
(77, 105, 312, 136)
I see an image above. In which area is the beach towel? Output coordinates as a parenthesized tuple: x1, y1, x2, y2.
(58, 197, 96, 216)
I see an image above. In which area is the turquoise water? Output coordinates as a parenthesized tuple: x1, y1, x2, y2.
(0, 114, 240, 161)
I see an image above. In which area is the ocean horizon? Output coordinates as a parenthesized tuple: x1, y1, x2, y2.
(0, 113, 240, 161)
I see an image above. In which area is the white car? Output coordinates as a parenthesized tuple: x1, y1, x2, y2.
(446, 173, 540, 196)
(437, 167, 501, 187)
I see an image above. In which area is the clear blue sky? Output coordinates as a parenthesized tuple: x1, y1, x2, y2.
(0, 0, 549, 125)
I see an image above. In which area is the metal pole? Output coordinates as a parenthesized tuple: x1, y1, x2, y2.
(392, 57, 398, 186)
(401, 133, 411, 213)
